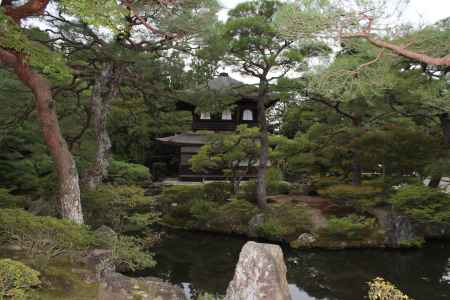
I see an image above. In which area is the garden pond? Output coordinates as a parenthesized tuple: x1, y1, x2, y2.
(133, 231, 450, 300)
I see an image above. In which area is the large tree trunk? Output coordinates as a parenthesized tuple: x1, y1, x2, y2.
(256, 86, 269, 209)
(351, 116, 362, 186)
(84, 63, 119, 190)
(12, 55, 83, 223)
(428, 113, 450, 188)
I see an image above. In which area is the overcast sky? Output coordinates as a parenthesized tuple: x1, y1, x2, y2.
(218, 0, 450, 25)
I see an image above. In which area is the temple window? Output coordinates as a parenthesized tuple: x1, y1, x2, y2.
(242, 109, 253, 121)
(222, 110, 232, 120)
(200, 112, 211, 120)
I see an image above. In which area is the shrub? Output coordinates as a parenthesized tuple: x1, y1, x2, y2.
(320, 214, 376, 241)
(319, 184, 383, 211)
(368, 277, 411, 300)
(190, 200, 221, 223)
(0, 259, 41, 300)
(310, 176, 341, 191)
(202, 182, 233, 202)
(82, 185, 159, 233)
(267, 181, 291, 195)
(0, 188, 26, 209)
(266, 167, 284, 183)
(389, 184, 450, 224)
(109, 235, 156, 272)
(0, 209, 94, 266)
(238, 179, 290, 201)
(256, 204, 311, 240)
(238, 181, 257, 203)
(160, 185, 203, 206)
(108, 160, 151, 186)
(214, 198, 259, 233)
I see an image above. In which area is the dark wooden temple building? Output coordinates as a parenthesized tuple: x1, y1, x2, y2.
(157, 73, 276, 181)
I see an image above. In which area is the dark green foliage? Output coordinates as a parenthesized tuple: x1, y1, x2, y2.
(202, 182, 234, 202)
(82, 185, 159, 233)
(108, 235, 156, 272)
(0, 188, 26, 209)
(256, 204, 311, 240)
(320, 215, 377, 241)
(0, 259, 41, 300)
(0, 209, 94, 266)
(160, 183, 259, 233)
(151, 162, 168, 181)
(390, 185, 450, 224)
(267, 181, 291, 195)
(189, 198, 258, 234)
(319, 184, 383, 211)
(0, 124, 54, 196)
(190, 200, 221, 223)
(310, 176, 342, 191)
(107, 160, 152, 186)
(239, 179, 291, 203)
(216, 199, 259, 233)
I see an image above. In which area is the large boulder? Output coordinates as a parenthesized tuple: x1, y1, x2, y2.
(97, 272, 187, 300)
(225, 241, 292, 300)
(371, 208, 420, 247)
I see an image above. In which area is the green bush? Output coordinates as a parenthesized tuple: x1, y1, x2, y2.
(160, 185, 203, 206)
(389, 184, 450, 224)
(256, 204, 311, 240)
(319, 184, 383, 211)
(219, 198, 258, 224)
(82, 185, 159, 233)
(310, 176, 341, 191)
(0, 188, 26, 209)
(190, 199, 221, 223)
(267, 181, 291, 195)
(108, 160, 151, 186)
(0, 259, 41, 300)
(0, 209, 93, 267)
(202, 182, 233, 202)
(238, 179, 290, 201)
(238, 181, 257, 202)
(266, 167, 284, 183)
(109, 235, 156, 272)
(320, 214, 376, 241)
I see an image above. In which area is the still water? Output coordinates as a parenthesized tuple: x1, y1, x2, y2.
(136, 231, 450, 300)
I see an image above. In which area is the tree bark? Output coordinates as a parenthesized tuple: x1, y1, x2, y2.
(0, 51, 84, 223)
(428, 113, 450, 188)
(351, 116, 362, 186)
(84, 63, 119, 190)
(256, 84, 269, 209)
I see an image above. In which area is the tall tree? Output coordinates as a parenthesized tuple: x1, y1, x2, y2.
(207, 0, 327, 208)
(0, 0, 84, 223)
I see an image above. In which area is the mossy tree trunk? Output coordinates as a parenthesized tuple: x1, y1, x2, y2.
(85, 63, 120, 191)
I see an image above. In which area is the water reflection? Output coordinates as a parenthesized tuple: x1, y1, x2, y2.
(135, 231, 450, 300)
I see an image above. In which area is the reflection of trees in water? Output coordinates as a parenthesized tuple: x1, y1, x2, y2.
(134, 232, 449, 300)
(137, 231, 246, 295)
(285, 243, 450, 300)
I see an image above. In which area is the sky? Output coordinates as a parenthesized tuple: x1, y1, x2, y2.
(218, 0, 450, 25)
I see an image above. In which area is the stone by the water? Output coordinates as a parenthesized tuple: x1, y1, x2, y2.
(225, 241, 292, 300)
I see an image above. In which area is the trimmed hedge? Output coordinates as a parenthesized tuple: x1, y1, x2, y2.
(390, 184, 450, 224)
